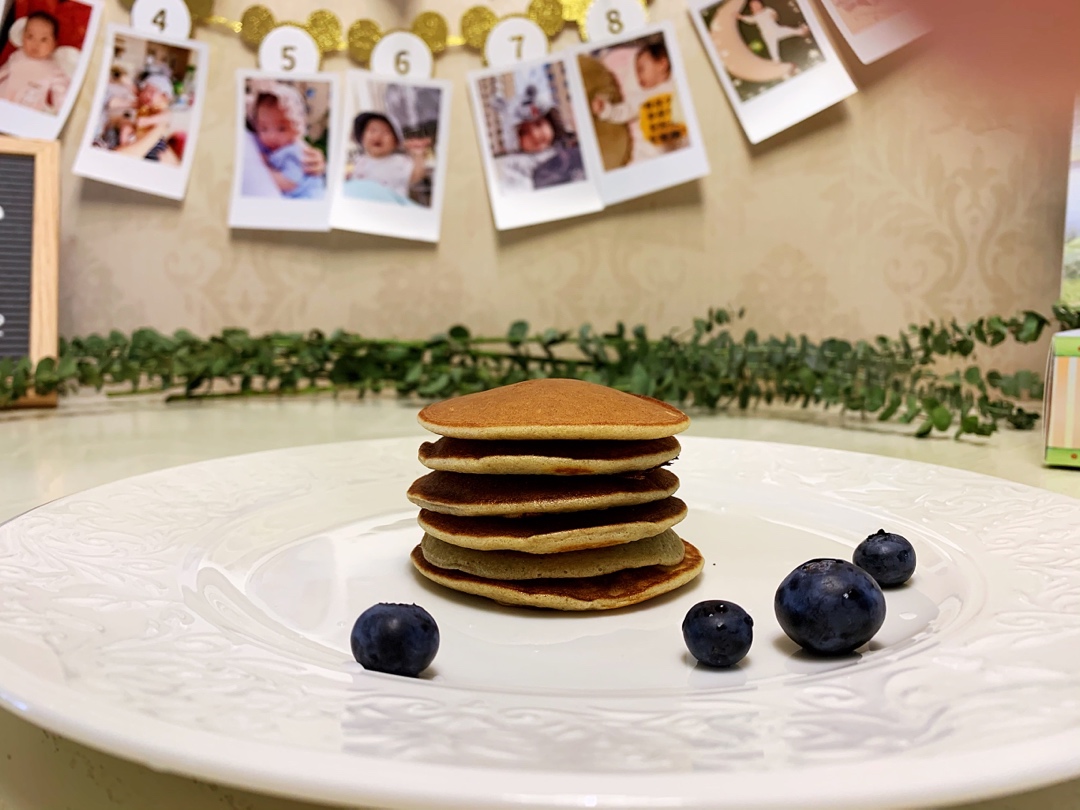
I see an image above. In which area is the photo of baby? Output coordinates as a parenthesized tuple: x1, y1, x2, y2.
(1062, 98, 1080, 306)
(475, 60, 586, 196)
(825, 0, 905, 35)
(240, 78, 330, 200)
(699, 0, 824, 102)
(579, 31, 690, 172)
(343, 80, 443, 208)
(816, 0, 927, 64)
(88, 32, 199, 164)
(329, 70, 450, 243)
(73, 24, 208, 200)
(0, 0, 101, 138)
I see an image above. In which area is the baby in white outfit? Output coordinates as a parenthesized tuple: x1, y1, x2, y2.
(349, 112, 428, 199)
(0, 11, 71, 113)
(738, 0, 810, 63)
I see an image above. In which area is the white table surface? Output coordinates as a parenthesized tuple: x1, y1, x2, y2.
(1, 394, 1078, 810)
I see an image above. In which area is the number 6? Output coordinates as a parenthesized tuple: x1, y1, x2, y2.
(395, 50, 410, 75)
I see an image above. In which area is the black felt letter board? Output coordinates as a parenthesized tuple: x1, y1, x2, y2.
(0, 153, 35, 359)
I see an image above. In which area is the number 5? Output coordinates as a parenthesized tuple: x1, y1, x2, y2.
(394, 50, 410, 75)
(152, 8, 167, 31)
(281, 45, 296, 70)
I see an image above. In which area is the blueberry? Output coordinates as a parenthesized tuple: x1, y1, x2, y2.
(350, 603, 439, 677)
(774, 559, 886, 656)
(682, 600, 753, 667)
(853, 529, 916, 587)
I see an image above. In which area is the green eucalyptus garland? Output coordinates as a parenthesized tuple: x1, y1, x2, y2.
(3, 303, 1078, 439)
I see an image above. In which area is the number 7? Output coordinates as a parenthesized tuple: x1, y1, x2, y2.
(511, 35, 524, 60)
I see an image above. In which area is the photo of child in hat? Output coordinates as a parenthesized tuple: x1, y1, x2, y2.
(89, 33, 199, 164)
(346, 111, 428, 205)
(342, 79, 442, 208)
(240, 77, 329, 200)
(476, 61, 586, 195)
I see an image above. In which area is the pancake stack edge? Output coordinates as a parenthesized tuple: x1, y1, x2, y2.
(405, 379, 705, 611)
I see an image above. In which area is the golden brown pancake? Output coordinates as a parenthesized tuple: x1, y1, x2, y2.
(410, 540, 704, 611)
(416, 379, 690, 441)
(418, 497, 688, 553)
(420, 529, 685, 580)
(417, 436, 681, 476)
(407, 469, 679, 517)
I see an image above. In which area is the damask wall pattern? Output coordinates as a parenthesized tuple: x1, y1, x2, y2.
(56, 0, 1071, 371)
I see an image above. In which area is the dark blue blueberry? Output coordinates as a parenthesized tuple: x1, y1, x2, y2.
(853, 529, 916, 587)
(774, 559, 886, 656)
(681, 600, 754, 667)
(350, 603, 439, 677)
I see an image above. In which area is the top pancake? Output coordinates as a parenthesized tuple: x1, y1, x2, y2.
(416, 379, 690, 440)
(418, 436, 681, 476)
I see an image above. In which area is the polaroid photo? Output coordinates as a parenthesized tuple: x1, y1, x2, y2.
(0, 0, 103, 140)
(575, 20, 709, 205)
(468, 53, 604, 231)
(817, 0, 928, 64)
(688, 0, 856, 144)
(229, 70, 340, 232)
(72, 24, 209, 200)
(329, 70, 452, 243)
(1062, 98, 1080, 306)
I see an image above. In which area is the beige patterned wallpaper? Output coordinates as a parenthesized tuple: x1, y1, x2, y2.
(56, 0, 1071, 371)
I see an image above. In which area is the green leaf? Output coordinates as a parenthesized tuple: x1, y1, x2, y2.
(1016, 311, 1048, 343)
(931, 405, 953, 431)
(628, 363, 650, 395)
(507, 320, 529, 347)
(915, 419, 934, 438)
(878, 393, 902, 421)
(865, 386, 886, 413)
(540, 328, 562, 347)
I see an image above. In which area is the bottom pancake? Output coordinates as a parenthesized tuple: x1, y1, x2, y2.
(410, 540, 704, 611)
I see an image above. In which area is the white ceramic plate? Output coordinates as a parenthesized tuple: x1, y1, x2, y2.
(0, 437, 1078, 810)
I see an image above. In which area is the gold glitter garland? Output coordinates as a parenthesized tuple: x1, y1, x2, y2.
(154, 0, 650, 63)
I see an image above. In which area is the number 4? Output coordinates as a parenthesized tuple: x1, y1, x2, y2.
(152, 8, 167, 31)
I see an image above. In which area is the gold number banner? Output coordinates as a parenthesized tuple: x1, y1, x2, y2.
(115, 0, 650, 63)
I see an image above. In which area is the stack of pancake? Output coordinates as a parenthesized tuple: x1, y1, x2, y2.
(407, 378, 704, 611)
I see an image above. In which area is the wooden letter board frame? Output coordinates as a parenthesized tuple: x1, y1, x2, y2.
(0, 135, 59, 408)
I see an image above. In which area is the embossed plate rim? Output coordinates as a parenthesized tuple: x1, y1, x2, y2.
(0, 437, 1078, 810)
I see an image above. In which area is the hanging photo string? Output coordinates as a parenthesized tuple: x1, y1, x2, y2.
(115, 0, 651, 72)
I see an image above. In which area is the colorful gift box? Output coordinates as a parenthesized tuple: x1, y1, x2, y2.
(1044, 329, 1080, 468)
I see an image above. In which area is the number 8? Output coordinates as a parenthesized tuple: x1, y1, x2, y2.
(606, 9, 623, 35)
